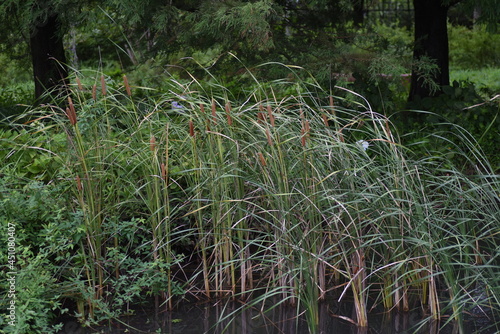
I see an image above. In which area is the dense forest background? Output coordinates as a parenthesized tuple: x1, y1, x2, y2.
(1, 0, 499, 166)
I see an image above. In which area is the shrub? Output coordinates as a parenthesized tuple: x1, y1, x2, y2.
(449, 24, 500, 70)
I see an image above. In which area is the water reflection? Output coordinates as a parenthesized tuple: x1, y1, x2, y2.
(59, 301, 498, 334)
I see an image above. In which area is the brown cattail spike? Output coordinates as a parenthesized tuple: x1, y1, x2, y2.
(257, 112, 265, 123)
(189, 120, 195, 137)
(75, 77, 84, 91)
(76, 175, 83, 192)
(258, 152, 266, 166)
(92, 84, 97, 101)
(267, 105, 275, 127)
(225, 102, 232, 126)
(266, 128, 273, 146)
(123, 75, 132, 97)
(66, 97, 77, 125)
(66, 107, 77, 126)
(211, 99, 217, 124)
(161, 163, 167, 182)
(322, 113, 329, 127)
(150, 136, 156, 152)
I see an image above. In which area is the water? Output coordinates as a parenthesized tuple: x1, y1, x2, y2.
(58, 301, 499, 334)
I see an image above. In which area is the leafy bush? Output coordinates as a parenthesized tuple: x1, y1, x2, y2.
(0, 180, 72, 333)
(449, 24, 500, 70)
(405, 80, 499, 171)
(451, 67, 500, 96)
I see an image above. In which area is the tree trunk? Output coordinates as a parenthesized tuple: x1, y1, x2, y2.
(30, 12, 68, 103)
(353, 0, 365, 27)
(408, 0, 450, 102)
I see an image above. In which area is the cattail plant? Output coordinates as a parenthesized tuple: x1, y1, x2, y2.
(13, 64, 499, 333)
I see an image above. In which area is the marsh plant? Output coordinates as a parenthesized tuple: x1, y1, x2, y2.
(1, 63, 498, 333)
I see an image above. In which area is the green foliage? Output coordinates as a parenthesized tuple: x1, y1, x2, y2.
(0, 54, 32, 87)
(405, 80, 500, 170)
(0, 179, 73, 333)
(449, 24, 500, 69)
(192, 0, 276, 52)
(451, 67, 500, 95)
(0, 127, 65, 182)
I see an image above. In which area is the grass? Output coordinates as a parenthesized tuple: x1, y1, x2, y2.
(450, 67, 500, 96)
(1, 63, 499, 333)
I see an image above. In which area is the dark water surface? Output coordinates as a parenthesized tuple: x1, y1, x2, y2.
(58, 301, 499, 334)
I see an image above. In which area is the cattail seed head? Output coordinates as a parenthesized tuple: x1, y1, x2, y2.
(161, 163, 167, 182)
(92, 84, 97, 101)
(123, 75, 132, 97)
(76, 175, 83, 192)
(150, 136, 156, 151)
(211, 99, 217, 124)
(257, 112, 265, 123)
(329, 95, 336, 118)
(266, 105, 275, 127)
(258, 152, 266, 166)
(66, 107, 77, 126)
(266, 128, 273, 146)
(225, 102, 232, 126)
(75, 77, 84, 91)
(322, 113, 329, 127)
(189, 120, 195, 137)
(66, 97, 77, 125)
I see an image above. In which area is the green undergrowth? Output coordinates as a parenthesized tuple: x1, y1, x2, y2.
(1, 64, 499, 334)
